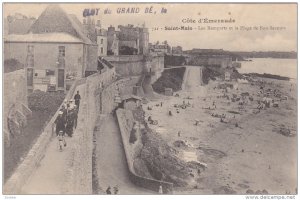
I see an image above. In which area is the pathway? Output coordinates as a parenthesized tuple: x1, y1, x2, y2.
(21, 84, 86, 194)
(95, 115, 152, 194)
(181, 66, 206, 97)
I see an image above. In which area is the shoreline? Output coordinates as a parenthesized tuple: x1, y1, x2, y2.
(142, 67, 297, 194)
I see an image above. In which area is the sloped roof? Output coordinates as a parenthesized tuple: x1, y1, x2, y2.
(4, 33, 83, 43)
(29, 5, 93, 45)
(68, 14, 83, 31)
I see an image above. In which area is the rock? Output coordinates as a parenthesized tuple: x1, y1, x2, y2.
(213, 186, 237, 194)
(238, 183, 250, 189)
(255, 190, 262, 195)
(173, 140, 188, 148)
(246, 189, 254, 194)
(138, 128, 195, 187)
(262, 189, 269, 194)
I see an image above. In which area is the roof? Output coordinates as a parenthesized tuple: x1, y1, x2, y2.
(29, 5, 93, 45)
(121, 94, 142, 101)
(4, 33, 83, 43)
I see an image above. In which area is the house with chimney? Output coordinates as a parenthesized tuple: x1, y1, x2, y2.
(4, 5, 98, 92)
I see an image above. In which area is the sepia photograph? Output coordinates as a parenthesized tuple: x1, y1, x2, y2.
(2, 2, 297, 197)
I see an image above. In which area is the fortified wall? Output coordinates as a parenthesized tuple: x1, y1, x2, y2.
(188, 55, 233, 68)
(104, 54, 164, 82)
(3, 68, 116, 194)
(116, 109, 174, 193)
(62, 68, 117, 194)
(4, 54, 164, 194)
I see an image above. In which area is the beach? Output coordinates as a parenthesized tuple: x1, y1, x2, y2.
(144, 66, 297, 194)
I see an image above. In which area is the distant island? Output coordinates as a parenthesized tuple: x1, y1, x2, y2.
(243, 73, 290, 81)
(183, 49, 297, 60)
(232, 51, 297, 59)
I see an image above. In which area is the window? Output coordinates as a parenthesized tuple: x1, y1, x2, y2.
(57, 69, 65, 88)
(46, 69, 55, 76)
(27, 45, 34, 55)
(27, 68, 33, 87)
(58, 46, 65, 57)
(101, 47, 103, 54)
(101, 39, 103, 44)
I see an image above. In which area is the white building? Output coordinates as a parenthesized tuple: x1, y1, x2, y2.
(96, 20, 107, 57)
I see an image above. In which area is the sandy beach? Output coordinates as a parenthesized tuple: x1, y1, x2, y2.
(144, 66, 297, 194)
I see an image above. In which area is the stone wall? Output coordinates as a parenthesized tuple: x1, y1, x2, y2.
(3, 68, 117, 194)
(4, 64, 155, 194)
(189, 55, 233, 68)
(62, 68, 117, 194)
(3, 69, 31, 147)
(116, 108, 174, 194)
(99, 76, 140, 114)
(149, 55, 164, 83)
(104, 55, 164, 80)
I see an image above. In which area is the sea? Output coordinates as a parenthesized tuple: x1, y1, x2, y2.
(239, 58, 297, 80)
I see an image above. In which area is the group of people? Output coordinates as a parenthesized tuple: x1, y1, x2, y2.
(106, 185, 119, 194)
(55, 91, 81, 138)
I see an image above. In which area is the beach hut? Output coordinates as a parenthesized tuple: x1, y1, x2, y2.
(121, 94, 142, 110)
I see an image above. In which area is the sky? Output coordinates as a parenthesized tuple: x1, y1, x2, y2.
(3, 3, 297, 51)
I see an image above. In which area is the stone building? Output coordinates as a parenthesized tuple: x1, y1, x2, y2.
(107, 24, 149, 55)
(4, 5, 97, 92)
(81, 17, 108, 57)
(149, 41, 171, 54)
(172, 46, 183, 54)
(185, 49, 233, 68)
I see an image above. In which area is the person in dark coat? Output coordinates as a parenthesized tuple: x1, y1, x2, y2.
(74, 91, 81, 110)
(60, 105, 67, 122)
(66, 107, 74, 137)
(55, 111, 65, 136)
(113, 185, 119, 194)
(73, 105, 78, 129)
(106, 186, 112, 194)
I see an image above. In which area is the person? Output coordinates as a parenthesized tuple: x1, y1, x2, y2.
(158, 185, 163, 194)
(106, 186, 112, 194)
(73, 105, 78, 129)
(63, 100, 68, 109)
(66, 107, 74, 137)
(113, 185, 119, 194)
(74, 91, 81, 110)
(178, 131, 181, 137)
(60, 104, 67, 121)
(55, 111, 65, 136)
(57, 130, 66, 151)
